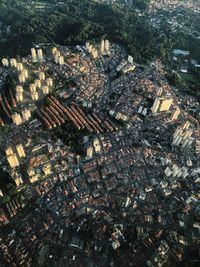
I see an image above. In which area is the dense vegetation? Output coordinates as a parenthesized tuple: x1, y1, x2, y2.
(116, 0, 150, 10)
(0, 0, 158, 63)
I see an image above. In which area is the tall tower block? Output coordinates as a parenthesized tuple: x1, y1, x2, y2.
(58, 55, 64, 65)
(105, 40, 110, 52)
(16, 144, 26, 158)
(31, 48, 37, 62)
(151, 98, 160, 113)
(42, 86, 49, 95)
(12, 113, 22, 125)
(22, 109, 31, 121)
(100, 39, 105, 53)
(46, 78, 53, 87)
(37, 49, 43, 62)
(5, 147, 14, 156)
(10, 58, 17, 67)
(39, 72, 45, 81)
(7, 154, 19, 168)
(2, 58, 9, 67)
(85, 42, 90, 51)
(16, 92, 24, 102)
(170, 107, 180, 121)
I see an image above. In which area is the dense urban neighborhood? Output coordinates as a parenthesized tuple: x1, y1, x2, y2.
(0, 38, 199, 267)
(0, 1, 199, 267)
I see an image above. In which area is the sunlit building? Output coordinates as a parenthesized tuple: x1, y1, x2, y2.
(46, 78, 53, 87)
(31, 48, 37, 62)
(170, 107, 180, 121)
(58, 55, 64, 65)
(42, 85, 49, 95)
(12, 113, 22, 125)
(10, 58, 17, 67)
(37, 48, 43, 62)
(151, 97, 173, 113)
(16, 144, 26, 158)
(39, 72, 45, 80)
(2, 58, 9, 67)
(7, 154, 19, 168)
(22, 109, 31, 121)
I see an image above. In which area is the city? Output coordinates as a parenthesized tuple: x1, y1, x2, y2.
(0, 1, 200, 267)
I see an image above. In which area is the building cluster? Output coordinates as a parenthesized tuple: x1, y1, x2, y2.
(28, 72, 53, 101)
(172, 121, 194, 149)
(116, 55, 136, 74)
(149, 0, 200, 12)
(52, 47, 65, 65)
(149, 0, 199, 50)
(0, 49, 55, 129)
(12, 109, 31, 126)
(0, 40, 199, 267)
(85, 39, 110, 59)
(31, 48, 44, 62)
(5, 144, 26, 180)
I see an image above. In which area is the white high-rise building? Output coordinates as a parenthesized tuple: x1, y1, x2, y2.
(151, 97, 161, 113)
(16, 85, 23, 94)
(17, 63, 23, 71)
(31, 92, 39, 101)
(92, 49, 98, 59)
(5, 147, 14, 156)
(31, 48, 37, 62)
(85, 42, 90, 51)
(170, 107, 180, 121)
(39, 72, 45, 80)
(2, 58, 9, 67)
(16, 144, 26, 158)
(105, 40, 110, 52)
(22, 109, 31, 121)
(7, 154, 19, 168)
(34, 79, 41, 89)
(54, 53, 59, 63)
(127, 55, 133, 64)
(100, 39, 105, 53)
(29, 83, 36, 93)
(58, 55, 64, 65)
(37, 49, 43, 62)
(10, 58, 17, 67)
(16, 92, 24, 102)
(52, 47, 57, 55)
(87, 147, 94, 158)
(42, 85, 49, 95)
(46, 78, 53, 87)
(88, 45, 93, 53)
(12, 113, 22, 125)
(19, 74, 25, 83)
(23, 69, 28, 79)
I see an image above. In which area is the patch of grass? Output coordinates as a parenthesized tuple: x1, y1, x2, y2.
(180, 73, 196, 82)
